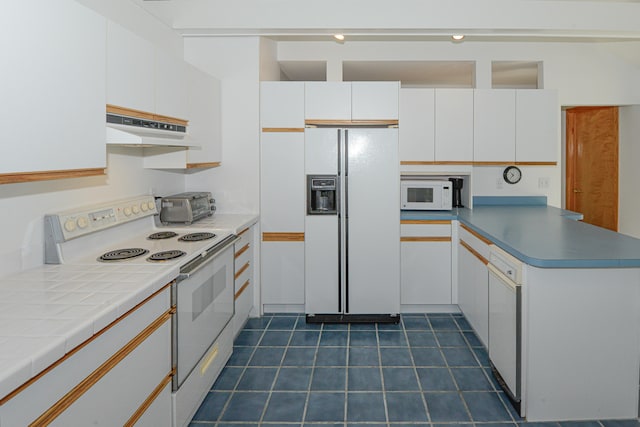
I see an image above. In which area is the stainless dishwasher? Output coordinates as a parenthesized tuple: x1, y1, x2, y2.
(488, 245, 523, 413)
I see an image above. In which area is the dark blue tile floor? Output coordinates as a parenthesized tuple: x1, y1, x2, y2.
(189, 313, 640, 427)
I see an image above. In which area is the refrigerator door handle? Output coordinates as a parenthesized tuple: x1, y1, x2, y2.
(337, 129, 341, 175)
(343, 129, 349, 313)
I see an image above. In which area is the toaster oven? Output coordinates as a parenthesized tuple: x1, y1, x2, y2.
(160, 192, 215, 224)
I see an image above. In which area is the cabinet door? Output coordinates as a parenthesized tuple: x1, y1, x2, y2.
(106, 21, 155, 113)
(187, 65, 222, 165)
(434, 89, 474, 162)
(474, 89, 516, 162)
(305, 82, 351, 121)
(399, 88, 435, 162)
(515, 90, 559, 163)
(458, 241, 489, 347)
(401, 241, 452, 304)
(260, 132, 305, 232)
(1, 0, 106, 175)
(352, 82, 399, 120)
(155, 50, 188, 120)
(261, 241, 305, 306)
(261, 82, 305, 128)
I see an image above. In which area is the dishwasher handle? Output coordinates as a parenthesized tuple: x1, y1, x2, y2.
(488, 262, 520, 291)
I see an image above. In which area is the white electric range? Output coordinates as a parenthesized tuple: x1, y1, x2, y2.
(44, 195, 238, 427)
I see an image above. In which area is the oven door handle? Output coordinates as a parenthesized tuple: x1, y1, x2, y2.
(177, 234, 240, 282)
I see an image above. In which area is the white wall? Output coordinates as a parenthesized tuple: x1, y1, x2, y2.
(0, 147, 184, 278)
(183, 37, 261, 214)
(619, 106, 640, 238)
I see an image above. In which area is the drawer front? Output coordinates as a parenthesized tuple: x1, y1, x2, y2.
(235, 226, 254, 252)
(235, 242, 252, 272)
(459, 224, 491, 260)
(401, 222, 451, 238)
(235, 261, 252, 294)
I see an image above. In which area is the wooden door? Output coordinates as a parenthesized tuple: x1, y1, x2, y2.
(566, 106, 618, 231)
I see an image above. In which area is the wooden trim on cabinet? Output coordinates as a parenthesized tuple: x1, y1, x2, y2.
(106, 104, 188, 126)
(235, 262, 250, 280)
(460, 223, 493, 246)
(400, 161, 557, 167)
(238, 227, 251, 236)
(262, 127, 305, 133)
(235, 279, 251, 300)
(460, 239, 489, 265)
(401, 236, 451, 242)
(515, 161, 557, 166)
(401, 220, 451, 225)
(186, 162, 221, 169)
(0, 282, 174, 406)
(262, 232, 305, 242)
(29, 309, 173, 426)
(0, 168, 106, 185)
(124, 369, 175, 427)
(305, 119, 399, 127)
(235, 243, 250, 259)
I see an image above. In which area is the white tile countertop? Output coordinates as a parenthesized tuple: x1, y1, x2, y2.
(0, 213, 258, 401)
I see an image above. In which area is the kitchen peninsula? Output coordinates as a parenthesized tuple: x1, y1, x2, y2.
(403, 198, 640, 421)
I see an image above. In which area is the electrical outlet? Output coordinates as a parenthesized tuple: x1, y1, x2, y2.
(538, 177, 549, 189)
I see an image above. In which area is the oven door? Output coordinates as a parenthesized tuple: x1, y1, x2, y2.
(173, 238, 237, 389)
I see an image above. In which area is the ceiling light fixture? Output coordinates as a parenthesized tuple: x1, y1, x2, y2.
(452, 34, 465, 41)
(333, 34, 345, 41)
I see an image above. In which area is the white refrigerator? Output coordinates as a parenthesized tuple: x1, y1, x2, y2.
(304, 127, 400, 322)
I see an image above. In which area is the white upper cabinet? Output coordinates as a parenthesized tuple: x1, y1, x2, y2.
(261, 82, 305, 128)
(434, 89, 474, 162)
(399, 88, 435, 162)
(351, 82, 399, 120)
(155, 50, 188, 120)
(305, 82, 352, 121)
(515, 89, 559, 163)
(0, 0, 106, 176)
(106, 22, 155, 113)
(474, 89, 516, 162)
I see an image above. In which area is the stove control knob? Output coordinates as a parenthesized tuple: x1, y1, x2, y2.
(123, 207, 132, 216)
(132, 205, 140, 214)
(76, 217, 88, 229)
(64, 219, 77, 232)
(147, 201, 155, 211)
(140, 203, 148, 212)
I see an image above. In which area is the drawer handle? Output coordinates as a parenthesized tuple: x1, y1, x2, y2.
(201, 345, 219, 376)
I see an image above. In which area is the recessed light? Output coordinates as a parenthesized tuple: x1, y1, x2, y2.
(452, 34, 465, 41)
(333, 34, 345, 41)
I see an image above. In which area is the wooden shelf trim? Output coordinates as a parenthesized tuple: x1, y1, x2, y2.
(235, 262, 250, 280)
(124, 369, 175, 427)
(460, 223, 493, 246)
(460, 239, 489, 265)
(401, 236, 451, 242)
(262, 232, 305, 242)
(400, 160, 557, 166)
(0, 282, 174, 406)
(305, 119, 399, 127)
(235, 279, 251, 300)
(30, 309, 173, 426)
(186, 162, 221, 169)
(262, 127, 305, 133)
(401, 220, 451, 225)
(235, 243, 250, 259)
(106, 104, 188, 127)
(238, 227, 251, 236)
(0, 168, 106, 185)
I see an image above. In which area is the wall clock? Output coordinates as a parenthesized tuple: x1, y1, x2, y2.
(503, 166, 522, 184)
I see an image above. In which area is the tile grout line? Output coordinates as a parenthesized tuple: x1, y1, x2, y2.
(405, 313, 433, 425)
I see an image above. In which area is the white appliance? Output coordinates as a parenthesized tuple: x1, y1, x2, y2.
(106, 112, 196, 147)
(43, 196, 238, 427)
(488, 244, 523, 413)
(304, 127, 400, 322)
(400, 179, 452, 210)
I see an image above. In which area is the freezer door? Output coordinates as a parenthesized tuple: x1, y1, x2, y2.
(346, 128, 400, 314)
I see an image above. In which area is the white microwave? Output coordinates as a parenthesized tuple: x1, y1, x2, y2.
(401, 180, 452, 210)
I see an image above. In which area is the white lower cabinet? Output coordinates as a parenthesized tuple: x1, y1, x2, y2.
(233, 225, 255, 336)
(261, 240, 305, 312)
(0, 287, 172, 426)
(457, 224, 491, 347)
(400, 221, 452, 310)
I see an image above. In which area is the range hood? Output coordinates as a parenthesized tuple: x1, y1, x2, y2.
(105, 105, 198, 148)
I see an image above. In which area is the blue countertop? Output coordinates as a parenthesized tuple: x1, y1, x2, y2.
(402, 201, 640, 268)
